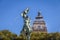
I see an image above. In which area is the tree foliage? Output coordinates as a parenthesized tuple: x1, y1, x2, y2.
(0, 30, 60, 40)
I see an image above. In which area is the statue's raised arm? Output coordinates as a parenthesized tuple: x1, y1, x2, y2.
(21, 8, 29, 19)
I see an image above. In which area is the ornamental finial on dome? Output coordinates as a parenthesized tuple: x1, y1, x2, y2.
(38, 11, 41, 16)
(35, 11, 43, 19)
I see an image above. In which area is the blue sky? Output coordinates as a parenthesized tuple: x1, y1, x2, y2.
(0, 0, 60, 35)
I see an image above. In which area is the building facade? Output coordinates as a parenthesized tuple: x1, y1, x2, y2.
(32, 11, 47, 33)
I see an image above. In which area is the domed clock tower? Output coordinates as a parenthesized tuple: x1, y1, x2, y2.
(32, 11, 47, 33)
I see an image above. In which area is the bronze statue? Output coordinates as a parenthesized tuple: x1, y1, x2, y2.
(21, 8, 32, 40)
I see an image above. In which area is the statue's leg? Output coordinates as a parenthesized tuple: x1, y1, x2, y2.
(27, 35, 30, 40)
